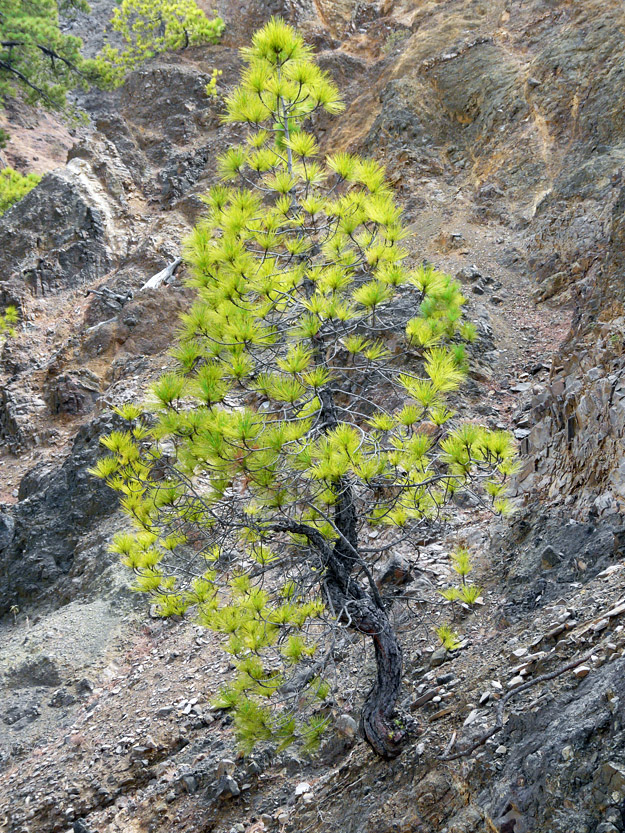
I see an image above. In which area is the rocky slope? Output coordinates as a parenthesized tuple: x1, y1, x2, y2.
(1, 1, 625, 832)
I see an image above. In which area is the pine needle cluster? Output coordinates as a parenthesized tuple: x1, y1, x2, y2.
(94, 18, 518, 757)
(439, 545, 483, 608)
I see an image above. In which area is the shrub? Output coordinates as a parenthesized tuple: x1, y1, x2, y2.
(0, 305, 19, 343)
(0, 168, 41, 215)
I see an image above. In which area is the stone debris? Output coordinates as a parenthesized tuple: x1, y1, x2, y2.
(335, 714, 358, 737)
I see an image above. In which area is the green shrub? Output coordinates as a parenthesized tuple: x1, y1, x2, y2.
(0, 305, 19, 343)
(0, 168, 41, 215)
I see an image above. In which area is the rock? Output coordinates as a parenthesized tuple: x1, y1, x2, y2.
(376, 554, 413, 588)
(410, 689, 439, 709)
(217, 759, 236, 778)
(429, 647, 449, 668)
(540, 546, 563, 569)
(598, 762, 625, 792)
(495, 745, 508, 755)
(335, 714, 358, 737)
(456, 266, 481, 283)
(562, 745, 574, 761)
(463, 709, 479, 727)
(156, 706, 174, 717)
(0, 385, 48, 451)
(48, 688, 77, 708)
(509, 647, 528, 662)
(295, 782, 312, 797)
(44, 369, 101, 416)
(2, 701, 41, 726)
(0, 156, 129, 294)
(573, 665, 591, 679)
(507, 675, 525, 689)
(0, 512, 14, 552)
(6, 655, 62, 689)
(215, 775, 240, 799)
(436, 672, 455, 685)
(76, 678, 94, 697)
(181, 774, 198, 794)
(0, 412, 127, 616)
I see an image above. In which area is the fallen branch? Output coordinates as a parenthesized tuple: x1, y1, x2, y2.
(439, 649, 595, 761)
(140, 257, 182, 291)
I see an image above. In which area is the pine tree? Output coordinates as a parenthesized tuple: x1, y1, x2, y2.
(93, 0, 225, 89)
(94, 18, 518, 759)
(0, 0, 224, 114)
(0, 0, 89, 112)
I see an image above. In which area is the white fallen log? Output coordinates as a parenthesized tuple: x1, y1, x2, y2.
(140, 257, 182, 291)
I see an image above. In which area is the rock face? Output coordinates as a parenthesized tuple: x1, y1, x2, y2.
(0, 413, 124, 616)
(518, 181, 625, 515)
(0, 156, 130, 295)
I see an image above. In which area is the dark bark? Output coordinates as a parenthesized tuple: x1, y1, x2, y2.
(325, 572, 405, 758)
(318, 386, 406, 758)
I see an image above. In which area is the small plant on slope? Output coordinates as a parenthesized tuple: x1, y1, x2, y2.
(0, 168, 41, 215)
(0, 304, 19, 345)
(93, 18, 518, 760)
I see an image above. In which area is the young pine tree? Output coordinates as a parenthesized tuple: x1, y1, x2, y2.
(94, 18, 518, 759)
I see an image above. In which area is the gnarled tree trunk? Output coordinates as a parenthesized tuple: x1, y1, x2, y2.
(324, 569, 405, 758)
(315, 387, 407, 758)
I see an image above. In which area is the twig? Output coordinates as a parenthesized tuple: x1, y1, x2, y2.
(441, 730, 456, 758)
(439, 649, 595, 761)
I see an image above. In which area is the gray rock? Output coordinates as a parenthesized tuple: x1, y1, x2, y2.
(540, 546, 563, 569)
(75, 678, 94, 697)
(0, 412, 126, 616)
(215, 775, 240, 799)
(5, 655, 61, 689)
(2, 701, 41, 726)
(45, 369, 101, 416)
(0, 158, 128, 294)
(0, 513, 14, 552)
(48, 688, 77, 708)
(216, 758, 236, 778)
(430, 647, 449, 668)
(335, 714, 358, 737)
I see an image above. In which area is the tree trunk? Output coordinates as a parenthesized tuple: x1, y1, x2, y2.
(316, 386, 406, 758)
(325, 573, 405, 758)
